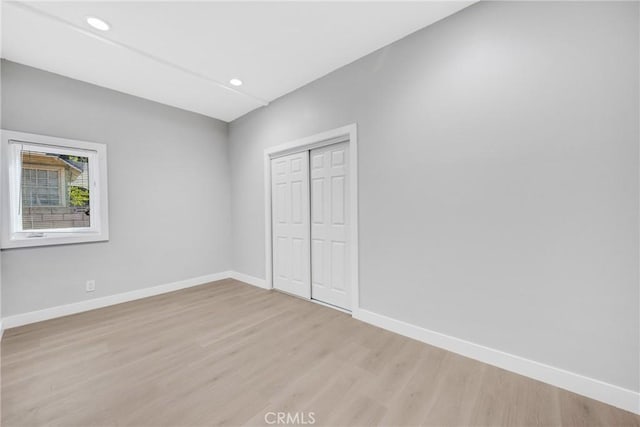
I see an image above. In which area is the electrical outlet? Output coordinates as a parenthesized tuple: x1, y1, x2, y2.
(86, 280, 96, 292)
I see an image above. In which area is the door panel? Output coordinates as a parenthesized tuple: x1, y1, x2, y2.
(310, 142, 350, 309)
(311, 239, 324, 286)
(271, 152, 311, 299)
(311, 178, 324, 223)
(331, 176, 345, 224)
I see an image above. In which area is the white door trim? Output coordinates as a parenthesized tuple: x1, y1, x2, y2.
(264, 123, 359, 314)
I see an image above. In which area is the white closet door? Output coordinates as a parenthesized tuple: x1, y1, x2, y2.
(271, 152, 311, 299)
(310, 142, 350, 310)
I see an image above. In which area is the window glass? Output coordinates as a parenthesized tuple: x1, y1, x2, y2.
(20, 150, 91, 230)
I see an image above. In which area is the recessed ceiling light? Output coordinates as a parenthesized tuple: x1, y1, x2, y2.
(229, 78, 243, 87)
(86, 16, 110, 31)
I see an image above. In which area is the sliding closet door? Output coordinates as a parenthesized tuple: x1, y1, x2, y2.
(271, 152, 311, 299)
(310, 142, 350, 310)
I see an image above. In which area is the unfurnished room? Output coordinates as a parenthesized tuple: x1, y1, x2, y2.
(0, 1, 638, 426)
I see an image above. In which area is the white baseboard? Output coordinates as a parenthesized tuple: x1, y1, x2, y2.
(354, 309, 640, 415)
(229, 271, 269, 289)
(1, 270, 266, 332)
(0, 319, 4, 341)
(2, 271, 232, 330)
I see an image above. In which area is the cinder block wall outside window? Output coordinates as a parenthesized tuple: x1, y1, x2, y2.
(22, 206, 90, 229)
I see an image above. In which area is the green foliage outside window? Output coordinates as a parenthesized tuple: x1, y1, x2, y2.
(69, 186, 90, 207)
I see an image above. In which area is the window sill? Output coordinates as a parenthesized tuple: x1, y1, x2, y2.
(2, 231, 109, 249)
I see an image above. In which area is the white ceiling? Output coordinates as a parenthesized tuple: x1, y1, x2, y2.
(2, 1, 473, 122)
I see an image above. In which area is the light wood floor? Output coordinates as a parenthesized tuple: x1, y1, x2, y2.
(1, 279, 638, 426)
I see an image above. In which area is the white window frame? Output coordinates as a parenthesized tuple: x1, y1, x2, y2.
(1, 129, 109, 248)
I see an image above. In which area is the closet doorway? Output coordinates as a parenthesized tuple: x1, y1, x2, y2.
(264, 125, 359, 313)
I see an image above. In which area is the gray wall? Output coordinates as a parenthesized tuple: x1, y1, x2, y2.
(229, 1, 639, 391)
(0, 59, 3, 322)
(1, 60, 231, 316)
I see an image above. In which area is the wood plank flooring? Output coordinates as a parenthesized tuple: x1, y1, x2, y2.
(1, 279, 638, 426)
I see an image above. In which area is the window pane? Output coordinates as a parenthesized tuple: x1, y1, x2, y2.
(48, 171, 59, 186)
(37, 170, 47, 183)
(21, 150, 91, 230)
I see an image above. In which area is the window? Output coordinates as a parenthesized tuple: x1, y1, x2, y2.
(22, 168, 63, 207)
(2, 130, 109, 248)
(20, 150, 91, 230)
